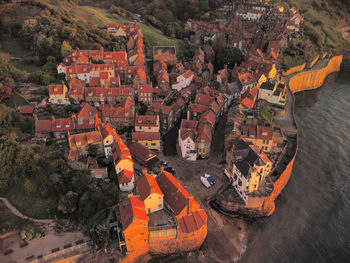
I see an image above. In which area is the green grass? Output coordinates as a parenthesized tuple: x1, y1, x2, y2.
(6, 92, 29, 108)
(5, 190, 56, 220)
(285, 0, 350, 53)
(0, 202, 31, 235)
(259, 102, 274, 125)
(0, 39, 40, 73)
(73, 6, 184, 58)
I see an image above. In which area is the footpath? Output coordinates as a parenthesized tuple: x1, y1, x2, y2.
(0, 197, 53, 224)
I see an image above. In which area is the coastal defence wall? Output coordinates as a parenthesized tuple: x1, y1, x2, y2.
(213, 55, 343, 218)
(289, 55, 343, 93)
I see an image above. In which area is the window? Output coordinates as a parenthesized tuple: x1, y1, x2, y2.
(234, 174, 237, 180)
(151, 232, 159, 238)
(161, 231, 167, 237)
(168, 229, 176, 236)
(151, 143, 156, 146)
(238, 179, 242, 186)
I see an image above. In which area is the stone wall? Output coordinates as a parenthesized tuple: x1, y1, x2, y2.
(289, 55, 343, 93)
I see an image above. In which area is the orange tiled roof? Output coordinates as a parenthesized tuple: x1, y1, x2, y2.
(156, 168, 199, 216)
(178, 209, 207, 234)
(136, 173, 163, 201)
(119, 196, 148, 230)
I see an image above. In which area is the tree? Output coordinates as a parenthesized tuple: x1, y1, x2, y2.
(88, 144, 98, 157)
(215, 46, 243, 69)
(57, 191, 79, 214)
(61, 40, 72, 58)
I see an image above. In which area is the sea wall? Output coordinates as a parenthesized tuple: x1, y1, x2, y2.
(148, 225, 207, 255)
(289, 55, 343, 93)
(213, 56, 343, 218)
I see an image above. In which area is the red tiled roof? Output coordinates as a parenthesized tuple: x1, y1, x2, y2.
(241, 125, 257, 138)
(189, 103, 207, 114)
(103, 51, 127, 61)
(195, 94, 214, 106)
(19, 105, 35, 114)
(209, 101, 220, 115)
(78, 103, 97, 118)
(178, 209, 207, 234)
(49, 84, 65, 96)
(138, 84, 152, 93)
(52, 118, 73, 132)
(35, 119, 52, 133)
(241, 97, 254, 109)
(132, 132, 160, 141)
(69, 131, 102, 149)
(89, 77, 100, 87)
(156, 168, 199, 216)
(196, 124, 212, 143)
(257, 125, 273, 140)
(119, 196, 148, 230)
(136, 173, 163, 201)
(135, 115, 157, 125)
(182, 70, 194, 79)
(128, 142, 157, 163)
(69, 86, 84, 96)
(199, 111, 216, 126)
(149, 103, 171, 115)
(180, 119, 197, 141)
(118, 169, 134, 184)
(238, 72, 256, 86)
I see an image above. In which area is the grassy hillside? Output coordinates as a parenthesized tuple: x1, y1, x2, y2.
(281, 0, 350, 69)
(72, 5, 184, 57)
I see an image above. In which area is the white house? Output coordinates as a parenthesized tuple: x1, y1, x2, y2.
(258, 82, 286, 106)
(118, 170, 135, 192)
(178, 119, 198, 161)
(172, 70, 194, 91)
(225, 140, 270, 203)
(57, 63, 66, 74)
(48, 83, 70, 105)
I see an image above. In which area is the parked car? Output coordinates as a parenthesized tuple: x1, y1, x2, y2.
(200, 173, 215, 188)
(164, 167, 175, 174)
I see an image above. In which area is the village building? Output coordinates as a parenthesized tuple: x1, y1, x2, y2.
(171, 70, 194, 92)
(225, 139, 272, 203)
(119, 196, 149, 252)
(68, 130, 104, 161)
(135, 115, 159, 133)
(153, 46, 177, 65)
(100, 98, 135, 129)
(132, 132, 161, 151)
(178, 119, 198, 161)
(137, 84, 153, 105)
(18, 105, 35, 115)
(258, 82, 286, 106)
(147, 103, 175, 133)
(196, 124, 212, 159)
(87, 156, 108, 179)
(238, 72, 256, 94)
(49, 83, 69, 104)
(128, 142, 158, 167)
(136, 171, 164, 214)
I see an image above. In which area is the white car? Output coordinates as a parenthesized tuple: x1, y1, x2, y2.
(200, 173, 215, 188)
